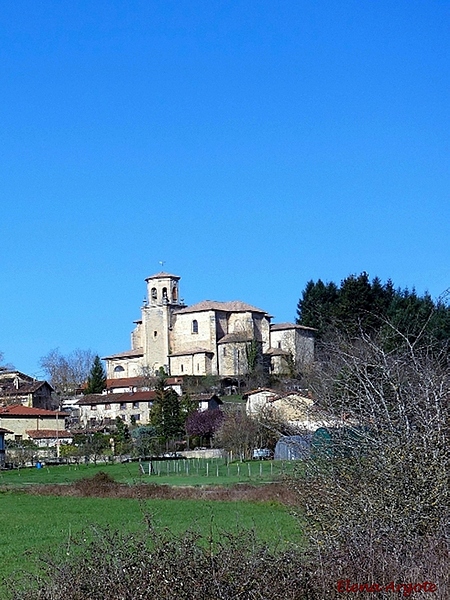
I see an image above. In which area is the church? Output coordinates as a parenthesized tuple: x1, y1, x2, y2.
(104, 272, 315, 380)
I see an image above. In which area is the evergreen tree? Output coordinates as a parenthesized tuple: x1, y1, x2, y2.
(297, 273, 450, 349)
(84, 355, 106, 394)
(150, 370, 183, 440)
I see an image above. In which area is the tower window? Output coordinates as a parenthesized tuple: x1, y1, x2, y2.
(181, 364, 184, 373)
(151, 287, 157, 300)
(154, 331, 157, 338)
(172, 286, 178, 302)
(162, 287, 168, 299)
(192, 319, 198, 334)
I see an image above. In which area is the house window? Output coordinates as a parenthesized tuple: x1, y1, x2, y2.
(148, 401, 153, 408)
(154, 331, 157, 338)
(105, 403, 111, 410)
(192, 319, 198, 334)
(277, 341, 281, 348)
(197, 363, 200, 372)
(114, 365, 125, 375)
(132, 401, 139, 409)
(120, 402, 127, 410)
(181, 364, 184, 373)
(15, 435, 22, 442)
(120, 415, 126, 421)
(90, 404, 97, 410)
(131, 414, 141, 422)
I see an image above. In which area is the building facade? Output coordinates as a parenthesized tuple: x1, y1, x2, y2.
(104, 272, 315, 380)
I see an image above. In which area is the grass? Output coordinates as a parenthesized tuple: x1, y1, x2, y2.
(0, 490, 302, 591)
(0, 458, 298, 487)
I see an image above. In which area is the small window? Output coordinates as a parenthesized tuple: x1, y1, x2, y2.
(181, 364, 184, 373)
(132, 414, 141, 422)
(148, 401, 153, 408)
(197, 363, 200, 372)
(114, 365, 125, 373)
(223, 347, 227, 356)
(132, 401, 139, 409)
(121, 415, 126, 421)
(172, 286, 178, 302)
(105, 403, 111, 410)
(15, 435, 22, 442)
(277, 341, 281, 349)
(90, 404, 97, 410)
(151, 287, 157, 300)
(120, 402, 127, 410)
(154, 331, 157, 338)
(192, 319, 198, 334)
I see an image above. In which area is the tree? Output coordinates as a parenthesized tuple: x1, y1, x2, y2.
(150, 371, 184, 441)
(40, 348, 97, 394)
(292, 325, 450, 595)
(84, 356, 106, 394)
(214, 408, 272, 460)
(0, 351, 14, 370)
(113, 417, 131, 455)
(185, 409, 224, 446)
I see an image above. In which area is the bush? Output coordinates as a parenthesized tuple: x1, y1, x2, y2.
(8, 522, 310, 600)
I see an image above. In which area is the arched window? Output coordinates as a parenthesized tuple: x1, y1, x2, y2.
(162, 287, 168, 298)
(151, 287, 157, 301)
(114, 365, 125, 378)
(192, 319, 198, 334)
(172, 286, 178, 302)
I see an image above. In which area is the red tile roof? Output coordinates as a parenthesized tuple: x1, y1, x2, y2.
(76, 390, 158, 406)
(0, 404, 68, 417)
(26, 429, 73, 439)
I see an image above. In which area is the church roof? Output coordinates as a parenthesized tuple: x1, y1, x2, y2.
(169, 347, 214, 357)
(270, 322, 317, 332)
(217, 332, 254, 344)
(145, 271, 180, 281)
(176, 300, 269, 315)
(102, 348, 144, 360)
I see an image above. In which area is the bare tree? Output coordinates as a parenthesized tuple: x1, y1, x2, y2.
(40, 348, 97, 394)
(292, 326, 450, 597)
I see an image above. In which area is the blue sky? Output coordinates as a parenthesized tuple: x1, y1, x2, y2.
(1, 0, 449, 377)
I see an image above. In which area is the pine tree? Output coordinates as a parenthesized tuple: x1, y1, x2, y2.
(84, 355, 106, 394)
(150, 370, 183, 440)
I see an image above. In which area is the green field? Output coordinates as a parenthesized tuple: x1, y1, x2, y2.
(0, 458, 298, 487)
(0, 491, 302, 591)
(0, 461, 302, 593)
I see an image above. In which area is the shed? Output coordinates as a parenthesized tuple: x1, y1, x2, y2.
(274, 435, 312, 460)
(311, 426, 368, 459)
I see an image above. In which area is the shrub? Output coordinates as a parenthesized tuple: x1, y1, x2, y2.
(8, 522, 310, 600)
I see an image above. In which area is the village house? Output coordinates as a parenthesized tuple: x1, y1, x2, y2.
(76, 390, 157, 428)
(104, 271, 315, 380)
(245, 388, 358, 433)
(0, 404, 69, 443)
(0, 370, 56, 410)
